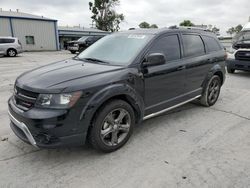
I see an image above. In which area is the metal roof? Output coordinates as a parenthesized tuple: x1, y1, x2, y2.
(0, 10, 57, 21)
(58, 26, 110, 33)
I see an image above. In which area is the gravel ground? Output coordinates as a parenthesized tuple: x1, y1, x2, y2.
(0, 51, 250, 188)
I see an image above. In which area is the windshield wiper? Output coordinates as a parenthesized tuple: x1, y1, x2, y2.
(82, 58, 110, 64)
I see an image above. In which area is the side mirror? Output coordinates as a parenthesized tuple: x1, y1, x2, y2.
(143, 53, 166, 67)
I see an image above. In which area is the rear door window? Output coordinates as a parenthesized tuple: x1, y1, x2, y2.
(202, 35, 222, 52)
(149, 34, 181, 61)
(182, 34, 205, 57)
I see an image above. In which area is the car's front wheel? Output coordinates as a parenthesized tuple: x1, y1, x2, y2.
(70, 50, 76, 54)
(200, 75, 222, 107)
(89, 100, 135, 152)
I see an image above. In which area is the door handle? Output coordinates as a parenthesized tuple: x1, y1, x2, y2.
(177, 65, 186, 71)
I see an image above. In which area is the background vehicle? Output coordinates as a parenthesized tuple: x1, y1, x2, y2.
(67, 36, 104, 54)
(8, 28, 226, 152)
(0, 37, 22, 57)
(226, 23, 250, 73)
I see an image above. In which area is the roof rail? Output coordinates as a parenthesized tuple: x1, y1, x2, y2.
(169, 26, 212, 32)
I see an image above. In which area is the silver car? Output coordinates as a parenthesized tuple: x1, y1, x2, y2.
(0, 37, 23, 57)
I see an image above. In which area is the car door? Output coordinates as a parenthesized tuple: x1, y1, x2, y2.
(143, 34, 187, 115)
(181, 33, 210, 95)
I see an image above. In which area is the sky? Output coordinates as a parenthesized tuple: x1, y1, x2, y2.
(0, 0, 249, 35)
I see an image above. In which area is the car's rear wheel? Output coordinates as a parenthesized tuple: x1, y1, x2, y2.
(227, 67, 235, 74)
(89, 100, 135, 152)
(7, 49, 17, 57)
(200, 75, 222, 107)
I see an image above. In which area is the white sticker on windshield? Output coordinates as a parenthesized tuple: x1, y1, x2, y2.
(128, 35, 146, 39)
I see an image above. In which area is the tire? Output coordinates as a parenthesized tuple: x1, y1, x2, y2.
(70, 50, 76, 54)
(227, 67, 235, 74)
(200, 75, 222, 107)
(88, 100, 135, 152)
(7, 49, 17, 57)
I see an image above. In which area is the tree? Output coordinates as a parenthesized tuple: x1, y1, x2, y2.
(139, 22, 150, 28)
(89, 0, 124, 32)
(179, 20, 194, 27)
(139, 22, 158, 28)
(150, 24, 158, 28)
(235, 24, 243, 33)
(211, 26, 220, 35)
(226, 24, 243, 36)
(227, 27, 236, 36)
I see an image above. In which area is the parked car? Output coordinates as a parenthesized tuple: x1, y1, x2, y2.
(67, 36, 104, 54)
(0, 37, 22, 57)
(226, 30, 250, 73)
(8, 28, 226, 152)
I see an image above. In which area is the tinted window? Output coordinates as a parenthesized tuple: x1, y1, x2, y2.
(0, 38, 15, 43)
(182, 34, 205, 57)
(149, 35, 181, 61)
(202, 36, 222, 52)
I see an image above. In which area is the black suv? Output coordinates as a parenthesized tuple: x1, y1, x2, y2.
(226, 30, 250, 73)
(67, 36, 104, 54)
(8, 28, 226, 152)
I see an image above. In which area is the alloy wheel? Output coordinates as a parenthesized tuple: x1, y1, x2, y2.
(8, 50, 16, 57)
(208, 78, 220, 104)
(100, 108, 131, 146)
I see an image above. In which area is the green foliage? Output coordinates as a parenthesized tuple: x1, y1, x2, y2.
(211, 26, 220, 35)
(139, 22, 158, 28)
(179, 20, 194, 27)
(235, 24, 243, 33)
(227, 24, 243, 36)
(89, 0, 124, 32)
(150, 24, 158, 28)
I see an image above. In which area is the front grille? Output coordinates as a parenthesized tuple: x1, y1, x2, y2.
(235, 51, 250, 61)
(14, 86, 39, 111)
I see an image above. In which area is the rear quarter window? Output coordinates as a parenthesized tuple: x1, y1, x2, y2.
(182, 34, 205, 57)
(202, 35, 222, 53)
(0, 38, 15, 43)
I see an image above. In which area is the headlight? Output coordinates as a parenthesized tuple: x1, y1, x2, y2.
(36, 91, 82, 109)
(74, 43, 79, 47)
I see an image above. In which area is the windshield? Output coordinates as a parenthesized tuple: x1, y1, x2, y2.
(77, 36, 88, 42)
(233, 31, 250, 43)
(77, 33, 153, 66)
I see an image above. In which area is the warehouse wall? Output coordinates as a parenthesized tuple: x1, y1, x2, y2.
(11, 19, 57, 51)
(12, 18, 57, 51)
(0, 18, 12, 36)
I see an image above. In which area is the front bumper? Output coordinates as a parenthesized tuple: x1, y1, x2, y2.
(8, 97, 88, 148)
(226, 59, 250, 71)
(68, 46, 79, 51)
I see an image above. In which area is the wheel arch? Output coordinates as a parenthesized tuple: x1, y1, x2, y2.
(7, 48, 17, 53)
(80, 84, 144, 128)
(202, 64, 225, 89)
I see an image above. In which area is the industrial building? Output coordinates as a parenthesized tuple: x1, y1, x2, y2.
(0, 10, 59, 51)
(0, 10, 109, 51)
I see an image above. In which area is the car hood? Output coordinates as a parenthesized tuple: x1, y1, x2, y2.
(233, 40, 250, 49)
(16, 59, 125, 93)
